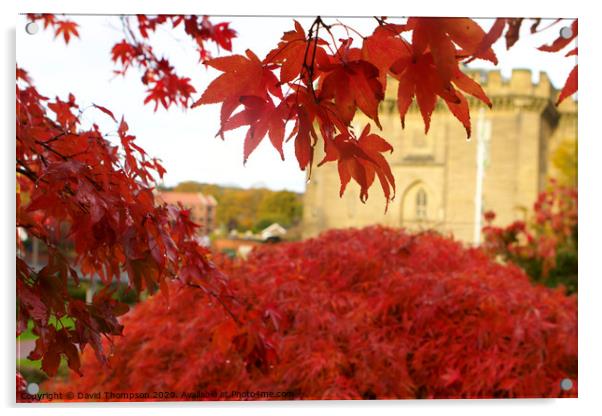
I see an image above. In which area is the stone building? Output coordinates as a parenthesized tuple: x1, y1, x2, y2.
(302, 69, 578, 244)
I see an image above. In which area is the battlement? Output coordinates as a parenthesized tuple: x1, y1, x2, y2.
(464, 69, 554, 99)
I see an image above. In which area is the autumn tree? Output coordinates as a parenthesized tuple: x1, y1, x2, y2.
(18, 13, 577, 380)
(17, 14, 239, 377)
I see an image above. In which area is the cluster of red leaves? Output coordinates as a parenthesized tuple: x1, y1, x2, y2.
(482, 180, 578, 288)
(16, 69, 228, 378)
(26, 14, 80, 44)
(474, 18, 578, 105)
(28, 15, 577, 208)
(50, 227, 577, 400)
(194, 18, 497, 206)
(196, 17, 577, 207)
(110, 15, 236, 111)
(28, 14, 236, 111)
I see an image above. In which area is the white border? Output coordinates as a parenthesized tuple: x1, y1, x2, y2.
(3, 1, 600, 415)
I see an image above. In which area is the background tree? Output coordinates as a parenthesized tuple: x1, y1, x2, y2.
(253, 190, 303, 230)
(551, 139, 578, 186)
(169, 181, 303, 232)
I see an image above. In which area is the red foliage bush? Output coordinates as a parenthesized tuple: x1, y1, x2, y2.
(50, 227, 577, 400)
(482, 181, 578, 293)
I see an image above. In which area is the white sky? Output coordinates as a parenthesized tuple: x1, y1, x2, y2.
(16, 15, 577, 192)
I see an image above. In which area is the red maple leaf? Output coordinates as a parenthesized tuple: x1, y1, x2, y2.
(319, 124, 395, 206)
(47, 93, 79, 132)
(264, 20, 328, 84)
(556, 65, 577, 105)
(92, 104, 117, 122)
(211, 22, 237, 51)
(290, 105, 318, 172)
(111, 40, 138, 67)
(361, 25, 413, 88)
(318, 40, 385, 129)
(538, 20, 578, 53)
(219, 95, 288, 162)
(402, 18, 498, 83)
(194, 51, 281, 122)
(193, 50, 279, 107)
(391, 48, 491, 137)
(54, 21, 79, 44)
(143, 71, 196, 111)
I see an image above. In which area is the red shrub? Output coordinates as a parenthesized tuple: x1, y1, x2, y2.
(482, 181, 578, 293)
(49, 227, 577, 400)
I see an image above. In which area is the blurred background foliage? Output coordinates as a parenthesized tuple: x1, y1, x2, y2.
(164, 181, 303, 232)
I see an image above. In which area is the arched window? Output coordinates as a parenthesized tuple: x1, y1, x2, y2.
(401, 182, 432, 226)
(416, 189, 427, 220)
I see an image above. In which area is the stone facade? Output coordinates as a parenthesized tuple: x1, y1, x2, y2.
(302, 69, 578, 244)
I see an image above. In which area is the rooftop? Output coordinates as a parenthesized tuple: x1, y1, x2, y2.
(156, 191, 217, 207)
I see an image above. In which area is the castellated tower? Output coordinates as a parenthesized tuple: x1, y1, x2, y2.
(302, 69, 578, 243)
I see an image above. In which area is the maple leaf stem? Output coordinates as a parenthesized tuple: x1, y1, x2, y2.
(18, 164, 92, 216)
(310, 25, 320, 77)
(300, 17, 323, 101)
(121, 16, 138, 48)
(185, 280, 242, 327)
(39, 154, 49, 168)
(16, 166, 40, 183)
(34, 139, 109, 193)
(374, 16, 387, 26)
(43, 132, 66, 144)
(322, 24, 344, 61)
(35, 139, 68, 161)
(532, 18, 563, 34)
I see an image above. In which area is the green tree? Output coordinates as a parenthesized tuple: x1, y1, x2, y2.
(254, 191, 303, 230)
(171, 182, 302, 232)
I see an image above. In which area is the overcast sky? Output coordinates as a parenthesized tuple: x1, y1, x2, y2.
(16, 15, 577, 192)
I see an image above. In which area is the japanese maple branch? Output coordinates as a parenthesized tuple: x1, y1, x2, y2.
(300, 17, 323, 101)
(185, 281, 243, 326)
